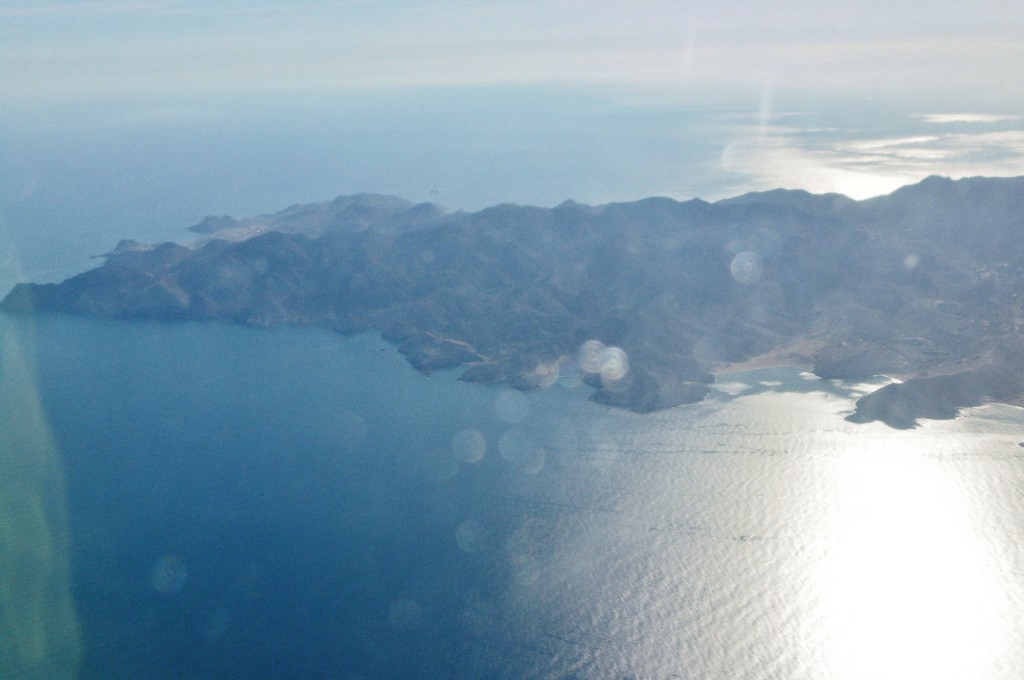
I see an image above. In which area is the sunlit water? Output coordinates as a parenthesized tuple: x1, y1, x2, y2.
(2, 313, 1023, 678)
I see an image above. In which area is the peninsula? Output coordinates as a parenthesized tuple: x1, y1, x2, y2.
(5, 176, 1024, 428)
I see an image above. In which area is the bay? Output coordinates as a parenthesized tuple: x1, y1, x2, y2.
(3, 311, 1024, 678)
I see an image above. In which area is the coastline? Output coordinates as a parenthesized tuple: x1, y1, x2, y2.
(711, 337, 823, 376)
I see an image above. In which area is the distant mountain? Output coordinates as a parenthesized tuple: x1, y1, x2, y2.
(5, 176, 1024, 427)
(187, 193, 451, 242)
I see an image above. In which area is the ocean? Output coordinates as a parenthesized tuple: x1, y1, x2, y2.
(3, 311, 1023, 679)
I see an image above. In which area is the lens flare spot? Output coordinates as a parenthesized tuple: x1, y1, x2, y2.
(529, 361, 560, 388)
(452, 429, 487, 463)
(455, 519, 486, 553)
(150, 555, 188, 594)
(577, 339, 606, 373)
(520, 445, 546, 475)
(598, 346, 629, 383)
(730, 251, 762, 284)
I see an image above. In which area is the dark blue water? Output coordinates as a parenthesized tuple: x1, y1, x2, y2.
(4, 313, 571, 678)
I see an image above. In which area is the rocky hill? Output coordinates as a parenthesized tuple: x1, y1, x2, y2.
(5, 176, 1024, 427)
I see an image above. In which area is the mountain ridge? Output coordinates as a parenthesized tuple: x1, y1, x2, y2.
(5, 175, 1024, 428)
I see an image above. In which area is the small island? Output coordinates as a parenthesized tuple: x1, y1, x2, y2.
(5, 176, 1024, 428)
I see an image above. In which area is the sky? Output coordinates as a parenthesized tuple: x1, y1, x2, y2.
(1, 1, 1023, 283)
(1, 0, 1022, 104)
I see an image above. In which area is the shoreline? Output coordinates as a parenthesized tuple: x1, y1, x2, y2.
(712, 359, 812, 376)
(711, 337, 823, 376)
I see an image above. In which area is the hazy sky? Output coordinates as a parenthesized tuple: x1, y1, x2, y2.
(2, 0, 1022, 107)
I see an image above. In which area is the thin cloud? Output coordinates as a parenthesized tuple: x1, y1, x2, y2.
(843, 137, 942, 151)
(718, 119, 1024, 200)
(913, 113, 1023, 124)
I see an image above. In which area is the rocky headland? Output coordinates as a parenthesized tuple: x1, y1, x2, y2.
(4, 177, 1024, 428)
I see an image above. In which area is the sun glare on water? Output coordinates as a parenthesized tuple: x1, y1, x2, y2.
(819, 433, 1014, 680)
